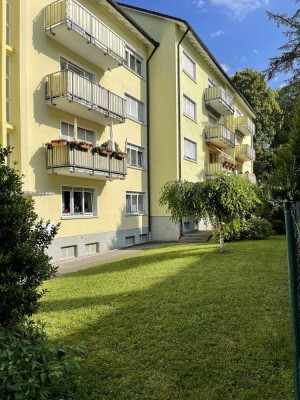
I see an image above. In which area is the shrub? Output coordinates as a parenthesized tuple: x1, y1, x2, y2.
(0, 321, 84, 400)
(213, 216, 273, 242)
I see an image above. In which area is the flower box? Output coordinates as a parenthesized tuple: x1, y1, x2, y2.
(50, 139, 68, 147)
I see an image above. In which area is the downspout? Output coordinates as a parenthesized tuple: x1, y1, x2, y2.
(177, 26, 190, 237)
(146, 44, 159, 241)
(177, 26, 190, 181)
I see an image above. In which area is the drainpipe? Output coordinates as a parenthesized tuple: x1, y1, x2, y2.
(177, 27, 190, 237)
(146, 44, 159, 241)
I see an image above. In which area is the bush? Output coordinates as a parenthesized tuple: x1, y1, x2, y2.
(213, 216, 273, 242)
(0, 321, 84, 400)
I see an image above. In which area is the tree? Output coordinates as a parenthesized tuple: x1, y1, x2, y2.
(0, 146, 59, 328)
(160, 175, 260, 252)
(231, 69, 282, 183)
(266, 2, 300, 89)
(270, 94, 300, 201)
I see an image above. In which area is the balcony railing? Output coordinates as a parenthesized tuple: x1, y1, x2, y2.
(235, 144, 256, 161)
(44, 0, 126, 70)
(205, 124, 235, 148)
(204, 86, 235, 116)
(235, 116, 255, 136)
(45, 70, 126, 125)
(46, 143, 127, 180)
(205, 162, 227, 176)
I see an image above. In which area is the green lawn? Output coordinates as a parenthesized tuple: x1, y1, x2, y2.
(38, 236, 293, 400)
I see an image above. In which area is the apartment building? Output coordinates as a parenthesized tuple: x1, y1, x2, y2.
(1, 0, 158, 261)
(0, 0, 256, 261)
(119, 4, 256, 241)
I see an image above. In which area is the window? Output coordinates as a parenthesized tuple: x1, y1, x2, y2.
(182, 52, 196, 80)
(125, 94, 145, 123)
(6, 0, 11, 46)
(61, 245, 77, 259)
(62, 187, 96, 217)
(209, 152, 218, 163)
(60, 57, 93, 81)
(85, 243, 99, 254)
(139, 234, 148, 243)
(126, 191, 146, 215)
(127, 143, 144, 168)
(125, 236, 135, 246)
(184, 138, 197, 161)
(183, 95, 196, 121)
(6, 56, 11, 123)
(125, 47, 144, 77)
(235, 108, 242, 117)
(208, 77, 215, 88)
(61, 122, 94, 144)
(208, 115, 217, 125)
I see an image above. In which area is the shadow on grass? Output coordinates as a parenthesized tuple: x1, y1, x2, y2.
(43, 238, 292, 400)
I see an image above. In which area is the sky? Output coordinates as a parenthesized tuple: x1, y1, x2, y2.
(118, 0, 298, 89)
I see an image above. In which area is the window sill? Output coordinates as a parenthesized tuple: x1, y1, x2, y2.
(126, 115, 147, 126)
(128, 165, 146, 171)
(61, 215, 98, 220)
(183, 157, 197, 164)
(182, 69, 197, 83)
(183, 113, 197, 123)
(124, 64, 146, 81)
(126, 213, 147, 217)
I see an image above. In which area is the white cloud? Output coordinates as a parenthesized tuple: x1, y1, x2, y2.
(253, 49, 259, 54)
(210, 29, 225, 38)
(240, 56, 247, 63)
(197, 0, 270, 19)
(220, 63, 230, 74)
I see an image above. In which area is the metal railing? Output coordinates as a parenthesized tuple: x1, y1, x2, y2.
(235, 144, 256, 160)
(44, 0, 126, 63)
(284, 201, 300, 400)
(235, 116, 255, 136)
(205, 162, 227, 176)
(46, 144, 127, 178)
(45, 70, 126, 121)
(205, 124, 235, 147)
(204, 86, 235, 113)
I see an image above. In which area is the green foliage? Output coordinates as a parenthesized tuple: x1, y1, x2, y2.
(266, 3, 300, 88)
(160, 175, 260, 251)
(0, 321, 84, 400)
(159, 180, 195, 223)
(231, 69, 282, 183)
(0, 146, 59, 327)
(213, 216, 273, 242)
(269, 94, 300, 201)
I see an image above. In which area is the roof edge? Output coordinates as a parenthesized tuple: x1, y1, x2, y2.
(118, 2, 256, 118)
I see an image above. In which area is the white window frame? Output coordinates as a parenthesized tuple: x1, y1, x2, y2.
(208, 77, 215, 88)
(125, 47, 144, 78)
(182, 51, 196, 80)
(208, 114, 218, 126)
(125, 93, 145, 123)
(61, 186, 97, 218)
(127, 143, 145, 169)
(60, 57, 94, 82)
(235, 107, 242, 117)
(61, 121, 95, 144)
(184, 138, 197, 162)
(183, 95, 197, 121)
(126, 191, 146, 215)
(6, 55, 11, 123)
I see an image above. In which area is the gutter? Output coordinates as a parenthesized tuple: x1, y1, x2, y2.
(177, 27, 190, 180)
(146, 44, 160, 241)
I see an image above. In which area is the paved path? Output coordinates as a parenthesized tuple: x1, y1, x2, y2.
(55, 241, 179, 275)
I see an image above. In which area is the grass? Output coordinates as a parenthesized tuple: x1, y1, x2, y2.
(38, 236, 293, 399)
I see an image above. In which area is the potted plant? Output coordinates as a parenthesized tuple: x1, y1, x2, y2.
(77, 141, 93, 150)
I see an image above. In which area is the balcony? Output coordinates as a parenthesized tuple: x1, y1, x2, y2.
(235, 116, 255, 136)
(45, 70, 126, 125)
(204, 86, 234, 116)
(44, 0, 126, 71)
(46, 143, 127, 180)
(205, 124, 235, 148)
(235, 144, 256, 161)
(205, 162, 227, 177)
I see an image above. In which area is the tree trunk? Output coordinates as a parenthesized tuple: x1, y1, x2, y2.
(219, 224, 225, 253)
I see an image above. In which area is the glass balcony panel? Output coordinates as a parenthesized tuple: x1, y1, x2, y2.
(44, 0, 126, 70)
(46, 144, 127, 181)
(204, 86, 235, 116)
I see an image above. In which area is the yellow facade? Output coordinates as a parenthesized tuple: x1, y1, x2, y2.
(0, 0, 257, 260)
